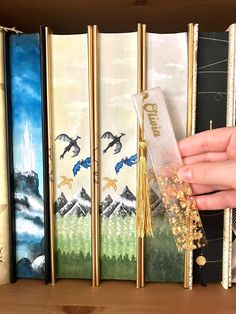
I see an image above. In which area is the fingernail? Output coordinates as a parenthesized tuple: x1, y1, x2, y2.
(177, 167, 192, 182)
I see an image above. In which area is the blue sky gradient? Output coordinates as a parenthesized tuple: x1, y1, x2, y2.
(10, 34, 44, 195)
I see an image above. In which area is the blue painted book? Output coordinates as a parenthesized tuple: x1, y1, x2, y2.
(4, 32, 50, 281)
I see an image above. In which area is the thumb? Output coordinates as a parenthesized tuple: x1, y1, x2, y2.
(177, 159, 236, 190)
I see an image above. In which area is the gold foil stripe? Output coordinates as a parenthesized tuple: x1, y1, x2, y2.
(45, 27, 56, 285)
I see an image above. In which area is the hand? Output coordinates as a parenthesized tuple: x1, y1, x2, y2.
(177, 127, 236, 210)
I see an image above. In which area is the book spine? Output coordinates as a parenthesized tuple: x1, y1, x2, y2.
(185, 22, 199, 290)
(88, 25, 100, 287)
(185, 23, 194, 290)
(145, 30, 188, 285)
(3, 31, 16, 283)
(222, 23, 236, 289)
(98, 31, 137, 283)
(4, 33, 47, 280)
(39, 26, 52, 284)
(0, 30, 10, 285)
(193, 31, 228, 285)
(136, 23, 146, 289)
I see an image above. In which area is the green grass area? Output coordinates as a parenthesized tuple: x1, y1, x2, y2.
(56, 215, 136, 279)
(56, 215, 92, 256)
(101, 254, 136, 280)
(100, 216, 136, 280)
(55, 214, 184, 281)
(56, 215, 91, 278)
(56, 249, 91, 278)
(100, 216, 136, 259)
(145, 215, 185, 282)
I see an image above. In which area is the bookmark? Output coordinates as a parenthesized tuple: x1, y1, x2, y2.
(132, 87, 207, 252)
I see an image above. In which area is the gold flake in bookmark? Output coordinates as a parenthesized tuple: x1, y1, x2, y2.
(132, 87, 207, 252)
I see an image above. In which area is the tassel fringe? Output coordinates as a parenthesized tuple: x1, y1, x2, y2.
(136, 140, 153, 238)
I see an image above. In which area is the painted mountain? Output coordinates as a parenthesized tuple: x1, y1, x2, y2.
(100, 186, 136, 218)
(55, 185, 137, 279)
(8, 34, 45, 279)
(14, 170, 45, 278)
(55, 187, 91, 278)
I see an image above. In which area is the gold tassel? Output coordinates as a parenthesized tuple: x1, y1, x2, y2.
(136, 139, 153, 238)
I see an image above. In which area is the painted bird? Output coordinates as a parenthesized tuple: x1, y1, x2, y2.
(58, 176, 73, 189)
(55, 134, 81, 159)
(101, 131, 125, 155)
(102, 177, 118, 192)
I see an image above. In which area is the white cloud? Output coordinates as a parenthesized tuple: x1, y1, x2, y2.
(16, 217, 44, 237)
(166, 62, 186, 70)
(14, 76, 41, 101)
(108, 94, 133, 103)
(63, 100, 88, 111)
(52, 76, 80, 87)
(101, 76, 129, 85)
(111, 57, 136, 67)
(148, 69, 173, 82)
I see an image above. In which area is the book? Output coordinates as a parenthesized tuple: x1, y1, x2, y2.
(4, 32, 50, 281)
(144, 31, 188, 282)
(46, 31, 92, 279)
(98, 31, 138, 280)
(0, 29, 10, 285)
(192, 31, 229, 285)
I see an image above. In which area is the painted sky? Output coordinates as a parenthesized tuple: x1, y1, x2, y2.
(10, 34, 44, 195)
(147, 32, 188, 141)
(51, 34, 91, 200)
(99, 33, 138, 200)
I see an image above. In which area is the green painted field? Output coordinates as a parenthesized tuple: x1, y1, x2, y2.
(145, 215, 185, 282)
(55, 214, 184, 281)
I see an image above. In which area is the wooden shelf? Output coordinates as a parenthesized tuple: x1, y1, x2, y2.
(1, 1, 236, 313)
(1, 0, 236, 33)
(0, 280, 235, 313)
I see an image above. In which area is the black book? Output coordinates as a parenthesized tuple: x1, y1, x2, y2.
(193, 31, 228, 285)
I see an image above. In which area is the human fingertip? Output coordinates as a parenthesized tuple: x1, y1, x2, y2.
(177, 166, 193, 182)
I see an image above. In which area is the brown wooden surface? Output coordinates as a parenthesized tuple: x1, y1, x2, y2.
(1, 0, 236, 33)
(0, 280, 235, 313)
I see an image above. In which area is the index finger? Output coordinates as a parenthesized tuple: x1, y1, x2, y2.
(178, 127, 236, 158)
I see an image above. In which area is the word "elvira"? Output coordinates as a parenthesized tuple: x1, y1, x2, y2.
(143, 103, 161, 137)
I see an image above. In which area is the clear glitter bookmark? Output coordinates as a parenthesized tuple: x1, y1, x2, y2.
(132, 87, 207, 252)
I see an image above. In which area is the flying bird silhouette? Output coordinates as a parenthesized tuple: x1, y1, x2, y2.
(73, 157, 91, 176)
(55, 133, 81, 159)
(58, 176, 73, 189)
(115, 154, 137, 174)
(101, 131, 125, 155)
(103, 177, 118, 192)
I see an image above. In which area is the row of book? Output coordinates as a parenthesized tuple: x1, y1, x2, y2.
(0, 23, 235, 289)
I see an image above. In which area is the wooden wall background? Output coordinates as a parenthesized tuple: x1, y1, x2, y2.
(1, 1, 236, 313)
(1, 0, 236, 33)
